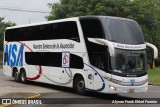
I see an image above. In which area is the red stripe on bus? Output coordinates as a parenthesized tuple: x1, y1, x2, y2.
(27, 66, 42, 80)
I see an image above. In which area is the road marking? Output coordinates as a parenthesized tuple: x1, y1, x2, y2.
(0, 93, 41, 107)
(27, 93, 41, 99)
(0, 104, 12, 107)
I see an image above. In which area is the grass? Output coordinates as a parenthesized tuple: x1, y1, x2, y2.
(148, 67, 160, 85)
(0, 62, 2, 69)
(0, 64, 2, 69)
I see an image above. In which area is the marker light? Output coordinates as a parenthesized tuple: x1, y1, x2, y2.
(110, 85, 116, 91)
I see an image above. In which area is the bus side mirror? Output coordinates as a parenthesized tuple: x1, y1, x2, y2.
(87, 38, 115, 56)
(145, 42, 158, 59)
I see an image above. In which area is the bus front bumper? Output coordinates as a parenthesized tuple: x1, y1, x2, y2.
(106, 82, 148, 94)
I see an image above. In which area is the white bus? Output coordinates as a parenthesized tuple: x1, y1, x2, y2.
(3, 16, 158, 95)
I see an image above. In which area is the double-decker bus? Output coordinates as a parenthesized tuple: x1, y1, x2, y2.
(3, 16, 158, 95)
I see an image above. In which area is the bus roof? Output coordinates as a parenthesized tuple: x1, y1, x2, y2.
(6, 17, 79, 30)
(79, 16, 134, 22)
(6, 16, 135, 30)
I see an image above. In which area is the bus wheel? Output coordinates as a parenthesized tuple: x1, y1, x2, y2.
(20, 69, 27, 84)
(13, 69, 21, 82)
(74, 76, 86, 95)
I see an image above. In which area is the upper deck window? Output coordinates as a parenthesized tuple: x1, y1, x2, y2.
(80, 19, 104, 38)
(5, 21, 80, 42)
(61, 21, 80, 42)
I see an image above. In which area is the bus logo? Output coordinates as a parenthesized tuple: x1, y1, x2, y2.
(62, 52, 70, 67)
(4, 44, 24, 67)
(130, 79, 135, 86)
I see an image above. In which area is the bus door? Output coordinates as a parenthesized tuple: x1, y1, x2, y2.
(88, 52, 107, 90)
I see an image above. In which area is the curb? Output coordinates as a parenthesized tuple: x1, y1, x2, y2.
(149, 83, 160, 86)
(0, 93, 41, 107)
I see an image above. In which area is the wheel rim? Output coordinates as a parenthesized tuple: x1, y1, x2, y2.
(77, 80, 85, 91)
(15, 72, 18, 80)
(21, 72, 25, 82)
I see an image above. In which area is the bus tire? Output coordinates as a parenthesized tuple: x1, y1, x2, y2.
(73, 76, 86, 95)
(13, 68, 21, 82)
(20, 69, 27, 84)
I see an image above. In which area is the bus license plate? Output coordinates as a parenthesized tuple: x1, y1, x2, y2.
(128, 89, 134, 93)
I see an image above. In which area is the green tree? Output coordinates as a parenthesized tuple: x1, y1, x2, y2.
(0, 17, 16, 50)
(0, 17, 16, 38)
(46, 0, 160, 56)
(0, 17, 15, 63)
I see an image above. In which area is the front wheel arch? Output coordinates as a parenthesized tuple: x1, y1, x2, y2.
(73, 74, 86, 95)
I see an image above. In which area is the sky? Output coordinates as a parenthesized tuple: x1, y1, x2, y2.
(0, 0, 59, 25)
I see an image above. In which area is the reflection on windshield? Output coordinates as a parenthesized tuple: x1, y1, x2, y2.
(103, 18, 145, 45)
(111, 49, 146, 74)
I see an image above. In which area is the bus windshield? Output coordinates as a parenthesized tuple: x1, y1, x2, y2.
(111, 49, 147, 75)
(103, 18, 145, 45)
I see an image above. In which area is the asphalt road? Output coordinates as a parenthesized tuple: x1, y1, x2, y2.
(0, 69, 160, 107)
(0, 69, 59, 97)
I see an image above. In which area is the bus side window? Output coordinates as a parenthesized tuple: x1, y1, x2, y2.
(85, 39, 109, 72)
(61, 22, 80, 42)
(46, 23, 60, 40)
(6, 28, 19, 42)
(70, 54, 84, 69)
(80, 19, 104, 38)
(92, 53, 106, 70)
(25, 52, 83, 69)
(89, 51, 108, 71)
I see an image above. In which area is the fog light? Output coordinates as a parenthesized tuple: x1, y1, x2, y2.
(110, 85, 116, 91)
